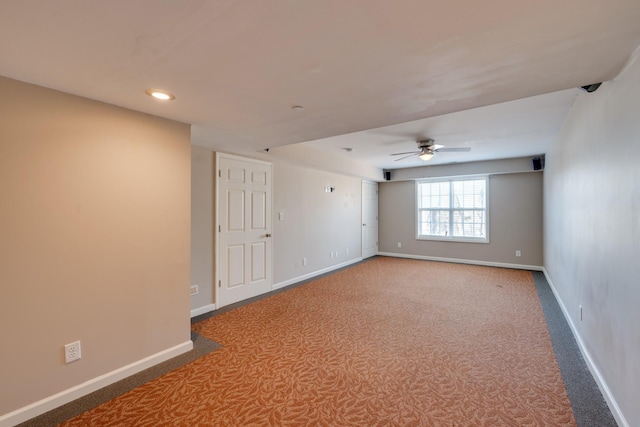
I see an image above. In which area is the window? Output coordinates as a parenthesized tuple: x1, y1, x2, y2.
(416, 176, 488, 242)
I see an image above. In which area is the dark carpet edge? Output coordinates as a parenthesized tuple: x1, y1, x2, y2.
(531, 271, 617, 427)
(17, 332, 221, 427)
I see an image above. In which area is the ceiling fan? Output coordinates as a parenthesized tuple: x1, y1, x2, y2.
(390, 139, 470, 162)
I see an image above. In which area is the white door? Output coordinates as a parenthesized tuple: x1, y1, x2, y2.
(217, 154, 272, 308)
(362, 181, 378, 258)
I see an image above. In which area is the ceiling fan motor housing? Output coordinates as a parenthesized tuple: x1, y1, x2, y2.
(417, 139, 435, 149)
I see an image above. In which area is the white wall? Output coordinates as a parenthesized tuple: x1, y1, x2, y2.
(544, 47, 640, 426)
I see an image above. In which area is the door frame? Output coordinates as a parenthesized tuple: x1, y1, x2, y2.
(215, 152, 273, 309)
(362, 180, 379, 259)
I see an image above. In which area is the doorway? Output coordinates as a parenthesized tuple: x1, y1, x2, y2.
(362, 180, 378, 258)
(216, 153, 273, 308)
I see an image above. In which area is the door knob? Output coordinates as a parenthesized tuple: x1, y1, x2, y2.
(265, 233, 272, 238)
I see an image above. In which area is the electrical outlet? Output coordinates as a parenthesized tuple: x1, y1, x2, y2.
(64, 341, 82, 364)
(515, 250, 521, 257)
(190, 284, 198, 295)
(302, 257, 307, 266)
(397, 242, 402, 248)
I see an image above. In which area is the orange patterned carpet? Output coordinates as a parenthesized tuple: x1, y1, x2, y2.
(61, 257, 576, 426)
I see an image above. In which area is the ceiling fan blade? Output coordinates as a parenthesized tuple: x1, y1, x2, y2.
(394, 153, 417, 161)
(434, 147, 471, 152)
(390, 151, 420, 156)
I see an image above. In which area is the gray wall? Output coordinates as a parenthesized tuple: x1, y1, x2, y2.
(190, 146, 214, 313)
(544, 48, 640, 426)
(273, 163, 362, 285)
(189, 153, 363, 312)
(379, 161, 543, 268)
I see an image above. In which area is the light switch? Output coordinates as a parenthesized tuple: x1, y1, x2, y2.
(279, 212, 285, 221)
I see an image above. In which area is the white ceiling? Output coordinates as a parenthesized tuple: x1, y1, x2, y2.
(302, 88, 580, 169)
(1, 0, 639, 173)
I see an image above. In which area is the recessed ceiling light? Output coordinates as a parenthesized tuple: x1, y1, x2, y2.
(145, 89, 176, 101)
(291, 105, 304, 111)
(342, 147, 353, 152)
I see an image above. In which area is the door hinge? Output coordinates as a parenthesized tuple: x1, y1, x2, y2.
(218, 225, 221, 232)
(218, 170, 221, 178)
(218, 280, 221, 288)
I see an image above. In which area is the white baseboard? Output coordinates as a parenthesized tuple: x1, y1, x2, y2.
(272, 257, 363, 291)
(377, 252, 543, 271)
(0, 340, 193, 427)
(191, 303, 216, 318)
(542, 269, 628, 427)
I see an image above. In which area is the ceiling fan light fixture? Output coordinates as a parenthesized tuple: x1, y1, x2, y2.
(390, 138, 470, 163)
(419, 150, 434, 161)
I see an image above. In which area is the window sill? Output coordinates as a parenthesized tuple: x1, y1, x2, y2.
(416, 236, 490, 244)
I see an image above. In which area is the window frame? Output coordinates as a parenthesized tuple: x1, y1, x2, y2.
(415, 175, 490, 243)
